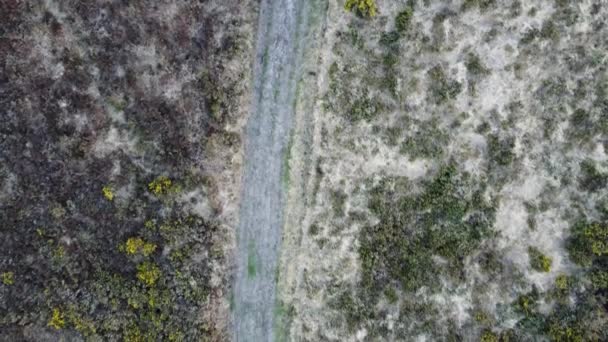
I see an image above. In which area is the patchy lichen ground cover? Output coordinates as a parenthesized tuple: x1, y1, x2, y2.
(0, 1, 256, 340)
(281, 0, 608, 340)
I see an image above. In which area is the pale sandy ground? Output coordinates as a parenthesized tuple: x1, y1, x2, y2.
(279, 0, 607, 341)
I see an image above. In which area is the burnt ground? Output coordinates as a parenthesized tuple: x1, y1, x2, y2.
(1, 1, 255, 341)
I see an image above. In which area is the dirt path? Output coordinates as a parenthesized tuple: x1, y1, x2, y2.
(233, 0, 312, 341)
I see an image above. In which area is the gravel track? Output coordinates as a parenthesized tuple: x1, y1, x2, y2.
(233, 0, 311, 341)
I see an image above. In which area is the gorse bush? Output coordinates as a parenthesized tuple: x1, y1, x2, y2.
(136, 262, 161, 287)
(1, 271, 14, 285)
(48, 308, 65, 330)
(345, 0, 377, 18)
(567, 221, 608, 266)
(148, 176, 173, 196)
(480, 330, 498, 342)
(528, 246, 552, 272)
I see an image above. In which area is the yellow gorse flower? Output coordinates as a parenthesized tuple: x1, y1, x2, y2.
(345, 0, 377, 17)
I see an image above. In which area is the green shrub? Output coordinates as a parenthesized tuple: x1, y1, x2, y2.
(480, 330, 498, 342)
(136, 262, 161, 287)
(466, 53, 490, 77)
(331, 290, 374, 331)
(395, 7, 414, 33)
(308, 223, 321, 236)
(567, 221, 608, 266)
(478, 250, 503, 275)
(399, 121, 448, 159)
(349, 96, 379, 121)
(568, 109, 594, 143)
(528, 247, 552, 272)
(380, 31, 400, 47)
(384, 287, 398, 304)
(540, 20, 559, 40)
(428, 65, 462, 104)
(520, 28, 540, 44)
(547, 324, 583, 342)
(537, 77, 569, 104)
(487, 134, 515, 166)
(555, 274, 570, 290)
(513, 289, 539, 316)
(590, 271, 608, 289)
(578, 159, 607, 192)
(331, 190, 348, 217)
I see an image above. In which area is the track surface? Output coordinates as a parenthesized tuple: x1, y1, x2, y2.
(233, 0, 310, 341)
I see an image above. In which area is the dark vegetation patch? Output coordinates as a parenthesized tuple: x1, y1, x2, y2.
(567, 221, 607, 267)
(399, 119, 448, 160)
(465, 53, 490, 77)
(567, 109, 596, 144)
(528, 246, 552, 272)
(465, 52, 490, 94)
(331, 190, 348, 217)
(331, 165, 497, 338)
(395, 6, 414, 33)
(487, 134, 516, 167)
(462, 0, 496, 12)
(427, 65, 462, 104)
(537, 77, 570, 106)
(360, 164, 496, 295)
(0, 1, 250, 340)
(578, 160, 608, 193)
(540, 20, 560, 41)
